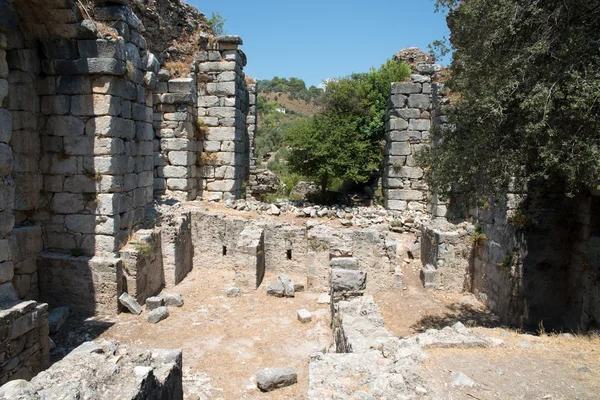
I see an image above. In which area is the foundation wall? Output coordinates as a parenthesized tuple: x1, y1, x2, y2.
(0, 301, 50, 385)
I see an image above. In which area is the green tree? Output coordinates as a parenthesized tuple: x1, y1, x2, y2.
(285, 60, 410, 193)
(426, 0, 600, 206)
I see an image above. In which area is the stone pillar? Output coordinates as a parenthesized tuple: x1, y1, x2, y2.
(196, 35, 249, 201)
(383, 64, 446, 217)
(153, 75, 198, 201)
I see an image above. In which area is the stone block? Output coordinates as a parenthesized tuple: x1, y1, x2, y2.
(226, 287, 240, 297)
(0, 261, 14, 284)
(391, 82, 421, 94)
(145, 296, 164, 310)
(0, 79, 7, 104)
(331, 269, 367, 292)
(197, 61, 237, 73)
(52, 193, 84, 214)
(53, 58, 126, 76)
(147, 306, 169, 323)
(267, 281, 285, 297)
(46, 116, 85, 137)
(297, 309, 312, 323)
(41, 95, 70, 115)
(7, 49, 39, 74)
(256, 367, 297, 392)
(206, 180, 235, 192)
(86, 116, 135, 139)
(387, 189, 424, 201)
(160, 93, 195, 104)
(408, 118, 431, 131)
(388, 142, 411, 156)
(330, 257, 359, 270)
(408, 94, 430, 110)
(388, 166, 424, 179)
(48, 307, 70, 334)
(163, 293, 183, 307)
(42, 39, 79, 60)
(386, 118, 408, 131)
(163, 166, 189, 179)
(388, 94, 407, 108)
(71, 94, 121, 116)
(168, 78, 194, 94)
(119, 292, 142, 315)
(56, 75, 91, 95)
(78, 39, 125, 60)
(206, 82, 236, 96)
(0, 49, 8, 78)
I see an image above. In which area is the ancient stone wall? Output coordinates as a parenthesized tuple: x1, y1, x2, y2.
(190, 209, 398, 292)
(0, 301, 50, 385)
(196, 36, 250, 201)
(383, 65, 446, 217)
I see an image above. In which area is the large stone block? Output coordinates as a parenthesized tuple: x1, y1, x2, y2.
(387, 189, 424, 201)
(86, 116, 135, 139)
(57, 75, 92, 95)
(386, 117, 408, 131)
(197, 61, 236, 73)
(46, 115, 85, 137)
(391, 82, 421, 94)
(52, 193, 85, 214)
(42, 39, 79, 60)
(71, 94, 121, 116)
(407, 94, 430, 110)
(7, 49, 40, 74)
(168, 78, 194, 94)
(408, 118, 431, 131)
(206, 82, 236, 96)
(78, 39, 125, 60)
(387, 142, 411, 156)
(331, 269, 366, 292)
(52, 58, 126, 76)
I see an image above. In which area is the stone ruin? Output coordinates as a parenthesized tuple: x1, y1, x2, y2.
(0, 0, 597, 397)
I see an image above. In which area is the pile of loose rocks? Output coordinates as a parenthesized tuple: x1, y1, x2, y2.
(118, 292, 184, 324)
(219, 198, 428, 233)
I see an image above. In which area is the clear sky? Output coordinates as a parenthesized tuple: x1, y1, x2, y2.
(187, 0, 450, 88)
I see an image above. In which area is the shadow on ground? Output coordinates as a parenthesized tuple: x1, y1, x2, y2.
(411, 302, 502, 332)
(49, 317, 114, 364)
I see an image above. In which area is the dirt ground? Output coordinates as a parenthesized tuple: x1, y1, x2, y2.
(375, 261, 600, 400)
(50, 218, 600, 400)
(94, 269, 330, 400)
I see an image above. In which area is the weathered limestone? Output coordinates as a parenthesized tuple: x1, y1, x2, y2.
(297, 309, 312, 323)
(120, 230, 164, 305)
(0, 340, 183, 399)
(0, 301, 50, 385)
(118, 292, 142, 315)
(147, 306, 169, 323)
(256, 367, 297, 392)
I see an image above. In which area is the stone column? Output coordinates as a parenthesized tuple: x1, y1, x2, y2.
(196, 35, 249, 201)
(383, 64, 446, 217)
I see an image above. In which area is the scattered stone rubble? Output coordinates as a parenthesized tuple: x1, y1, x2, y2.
(308, 268, 503, 399)
(256, 367, 298, 392)
(0, 340, 183, 400)
(221, 198, 428, 234)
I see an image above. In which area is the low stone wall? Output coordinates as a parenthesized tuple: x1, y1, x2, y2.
(0, 340, 183, 399)
(120, 230, 164, 305)
(9, 226, 43, 301)
(190, 209, 398, 293)
(420, 219, 471, 292)
(37, 254, 123, 316)
(160, 211, 193, 288)
(0, 300, 50, 385)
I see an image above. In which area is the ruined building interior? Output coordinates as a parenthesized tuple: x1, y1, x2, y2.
(0, 1, 598, 399)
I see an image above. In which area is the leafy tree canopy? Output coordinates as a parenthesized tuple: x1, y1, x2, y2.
(426, 0, 600, 205)
(257, 77, 324, 103)
(286, 59, 410, 193)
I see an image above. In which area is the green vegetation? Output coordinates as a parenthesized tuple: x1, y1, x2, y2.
(425, 0, 600, 210)
(131, 242, 152, 258)
(286, 59, 410, 194)
(257, 77, 323, 103)
(207, 12, 226, 35)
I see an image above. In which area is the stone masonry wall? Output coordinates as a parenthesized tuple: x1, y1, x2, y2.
(0, 301, 50, 385)
(153, 75, 198, 201)
(383, 62, 449, 219)
(196, 36, 250, 201)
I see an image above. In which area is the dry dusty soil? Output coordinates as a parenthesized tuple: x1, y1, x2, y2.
(50, 224, 600, 400)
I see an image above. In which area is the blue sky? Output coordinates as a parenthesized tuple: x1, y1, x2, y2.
(187, 0, 450, 88)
